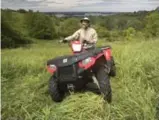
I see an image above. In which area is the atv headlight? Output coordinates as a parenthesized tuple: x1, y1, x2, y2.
(82, 57, 92, 65)
(72, 43, 82, 52)
(47, 64, 57, 74)
(49, 64, 56, 70)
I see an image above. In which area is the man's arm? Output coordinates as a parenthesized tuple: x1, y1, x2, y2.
(64, 30, 80, 41)
(90, 29, 98, 44)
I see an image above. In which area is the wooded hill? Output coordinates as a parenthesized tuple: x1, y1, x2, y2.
(1, 8, 159, 48)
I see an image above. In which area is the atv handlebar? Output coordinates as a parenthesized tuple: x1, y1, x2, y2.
(59, 39, 67, 43)
(59, 39, 90, 44)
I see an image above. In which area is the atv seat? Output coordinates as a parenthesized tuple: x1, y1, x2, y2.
(97, 45, 111, 49)
(92, 48, 103, 55)
(86, 45, 111, 55)
(86, 46, 111, 55)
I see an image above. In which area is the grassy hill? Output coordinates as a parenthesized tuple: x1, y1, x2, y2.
(2, 39, 159, 120)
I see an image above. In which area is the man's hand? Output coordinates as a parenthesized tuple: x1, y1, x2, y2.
(59, 40, 63, 43)
(83, 40, 91, 44)
(59, 39, 67, 43)
(63, 39, 68, 43)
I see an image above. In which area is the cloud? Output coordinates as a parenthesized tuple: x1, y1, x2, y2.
(2, 0, 43, 9)
(1, 0, 159, 12)
(69, 0, 159, 12)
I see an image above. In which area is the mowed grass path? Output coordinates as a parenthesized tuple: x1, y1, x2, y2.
(2, 39, 159, 120)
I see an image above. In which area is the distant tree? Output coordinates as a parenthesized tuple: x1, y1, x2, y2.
(116, 19, 128, 30)
(105, 18, 116, 30)
(1, 13, 32, 48)
(26, 12, 57, 39)
(127, 19, 144, 30)
(95, 25, 109, 38)
(156, 6, 159, 11)
(144, 12, 159, 37)
(3, 8, 16, 12)
(28, 9, 33, 13)
(58, 18, 79, 37)
(1, 10, 14, 23)
(17, 9, 27, 13)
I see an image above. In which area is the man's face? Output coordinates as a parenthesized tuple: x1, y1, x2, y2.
(81, 20, 89, 29)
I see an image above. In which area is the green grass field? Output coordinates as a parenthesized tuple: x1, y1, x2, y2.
(1, 39, 159, 120)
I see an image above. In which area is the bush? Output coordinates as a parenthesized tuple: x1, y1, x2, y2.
(123, 27, 136, 41)
(26, 12, 57, 39)
(58, 18, 79, 37)
(95, 25, 109, 38)
(103, 31, 123, 42)
(144, 12, 159, 37)
(17, 9, 27, 13)
(1, 12, 32, 48)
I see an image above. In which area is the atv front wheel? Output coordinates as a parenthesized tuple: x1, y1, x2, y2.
(96, 66, 112, 103)
(49, 76, 64, 102)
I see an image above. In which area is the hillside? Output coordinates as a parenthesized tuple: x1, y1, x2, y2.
(1, 9, 159, 48)
(1, 8, 159, 120)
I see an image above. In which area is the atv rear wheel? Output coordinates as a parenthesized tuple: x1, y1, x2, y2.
(96, 66, 112, 103)
(49, 76, 64, 102)
(109, 57, 116, 77)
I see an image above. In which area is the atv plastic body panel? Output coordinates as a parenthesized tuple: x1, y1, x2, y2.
(47, 46, 114, 89)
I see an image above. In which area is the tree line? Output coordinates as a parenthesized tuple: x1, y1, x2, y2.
(1, 8, 159, 48)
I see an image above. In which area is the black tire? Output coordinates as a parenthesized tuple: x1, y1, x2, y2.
(109, 57, 116, 77)
(49, 76, 64, 102)
(96, 66, 112, 103)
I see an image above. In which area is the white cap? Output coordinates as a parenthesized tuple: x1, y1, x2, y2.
(80, 17, 90, 23)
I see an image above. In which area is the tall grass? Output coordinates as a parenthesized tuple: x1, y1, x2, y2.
(1, 39, 159, 120)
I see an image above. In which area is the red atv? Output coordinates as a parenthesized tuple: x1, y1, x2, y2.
(47, 40, 116, 103)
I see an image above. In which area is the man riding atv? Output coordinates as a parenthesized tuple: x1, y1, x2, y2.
(62, 17, 98, 49)
(47, 17, 116, 103)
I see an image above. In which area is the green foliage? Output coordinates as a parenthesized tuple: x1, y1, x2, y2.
(104, 14, 144, 31)
(58, 18, 79, 37)
(26, 12, 57, 39)
(105, 17, 116, 30)
(95, 25, 109, 38)
(1, 39, 159, 120)
(1, 9, 159, 48)
(116, 18, 128, 30)
(123, 27, 136, 41)
(1, 11, 32, 48)
(17, 9, 28, 13)
(144, 12, 159, 37)
(106, 31, 123, 42)
(127, 19, 144, 30)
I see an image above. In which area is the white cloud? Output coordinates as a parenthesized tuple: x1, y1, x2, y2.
(37, 0, 104, 10)
(27, 0, 43, 1)
(1, 0, 159, 12)
(78, 0, 103, 5)
(69, 0, 159, 12)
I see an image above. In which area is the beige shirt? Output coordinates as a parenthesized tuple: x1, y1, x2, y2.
(65, 27, 98, 43)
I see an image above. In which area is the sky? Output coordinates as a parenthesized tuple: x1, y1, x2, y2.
(1, 0, 159, 12)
